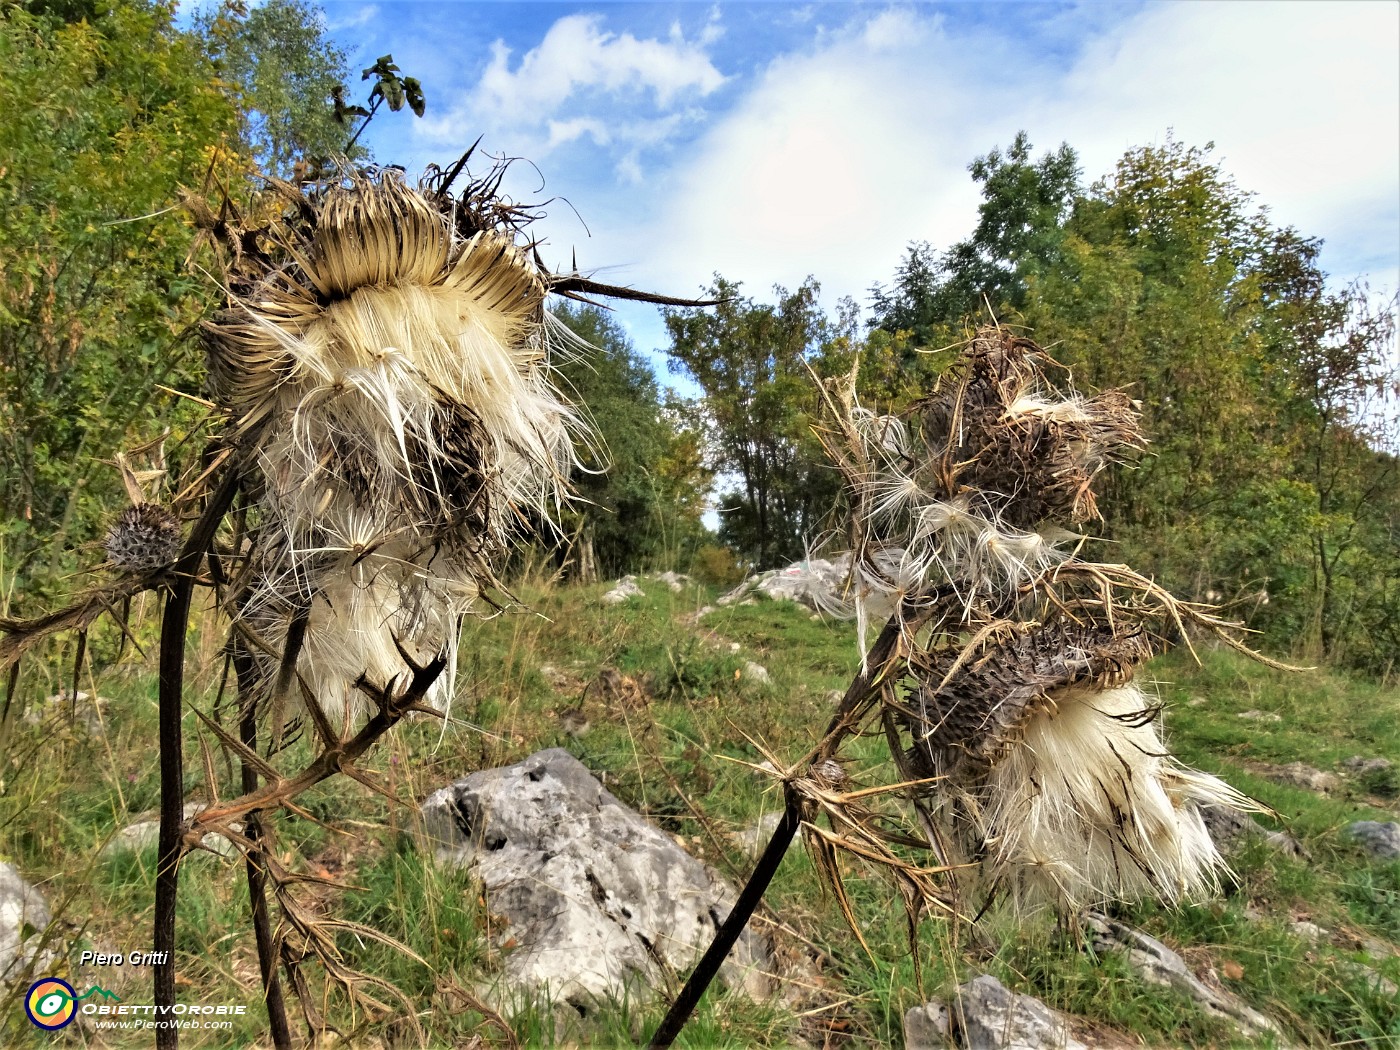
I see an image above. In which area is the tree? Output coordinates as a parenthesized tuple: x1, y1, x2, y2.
(0, 0, 240, 587)
(552, 304, 710, 579)
(196, 0, 361, 176)
(665, 277, 838, 566)
(870, 132, 1080, 342)
(1015, 136, 1398, 669)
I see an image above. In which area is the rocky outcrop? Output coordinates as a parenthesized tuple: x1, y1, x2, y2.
(421, 749, 769, 1012)
(714, 551, 900, 619)
(1199, 803, 1306, 859)
(600, 575, 645, 605)
(102, 802, 237, 859)
(1083, 911, 1281, 1040)
(1345, 820, 1400, 859)
(1, 862, 54, 986)
(905, 974, 1087, 1050)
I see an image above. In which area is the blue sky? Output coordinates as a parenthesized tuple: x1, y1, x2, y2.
(311, 1, 1399, 374)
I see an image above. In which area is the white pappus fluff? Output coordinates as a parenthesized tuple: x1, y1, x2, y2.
(937, 681, 1253, 910)
(211, 174, 584, 724)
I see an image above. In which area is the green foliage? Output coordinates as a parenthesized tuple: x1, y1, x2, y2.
(869, 131, 1080, 341)
(664, 277, 841, 566)
(3, 575, 1398, 1047)
(196, 0, 359, 176)
(870, 131, 1398, 673)
(551, 303, 711, 578)
(0, 0, 239, 589)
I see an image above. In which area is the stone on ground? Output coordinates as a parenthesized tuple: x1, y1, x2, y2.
(905, 974, 1087, 1050)
(421, 748, 770, 1012)
(1345, 821, 1400, 859)
(600, 575, 645, 605)
(1084, 911, 1280, 1040)
(1, 862, 54, 985)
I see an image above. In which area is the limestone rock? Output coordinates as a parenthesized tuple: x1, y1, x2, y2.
(732, 811, 784, 860)
(600, 575, 645, 605)
(25, 690, 107, 736)
(1199, 803, 1306, 859)
(103, 802, 237, 858)
(421, 749, 769, 1011)
(1345, 821, 1400, 859)
(742, 660, 770, 685)
(1342, 755, 1392, 776)
(716, 551, 899, 618)
(1259, 761, 1340, 793)
(650, 571, 690, 593)
(1084, 911, 1281, 1040)
(1, 862, 54, 985)
(905, 974, 1087, 1050)
(903, 1000, 952, 1049)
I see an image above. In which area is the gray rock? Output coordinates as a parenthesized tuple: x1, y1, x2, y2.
(1260, 762, 1340, 793)
(421, 749, 769, 1011)
(1288, 920, 1325, 942)
(903, 1000, 952, 1049)
(716, 551, 901, 619)
(650, 571, 690, 593)
(742, 660, 770, 685)
(1, 862, 55, 985)
(25, 690, 107, 736)
(1342, 755, 1392, 776)
(906, 975, 1086, 1050)
(1345, 821, 1400, 859)
(600, 575, 645, 605)
(1084, 911, 1281, 1039)
(103, 803, 237, 859)
(732, 811, 784, 860)
(1236, 710, 1282, 723)
(1343, 961, 1398, 998)
(1198, 803, 1306, 859)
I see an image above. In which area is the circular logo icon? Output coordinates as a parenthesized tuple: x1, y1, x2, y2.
(25, 978, 77, 1030)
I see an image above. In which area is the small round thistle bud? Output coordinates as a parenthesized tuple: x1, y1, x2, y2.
(105, 504, 182, 574)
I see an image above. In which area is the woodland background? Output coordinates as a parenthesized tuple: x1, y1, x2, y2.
(1, 0, 1396, 674)
(1, 5, 1398, 1048)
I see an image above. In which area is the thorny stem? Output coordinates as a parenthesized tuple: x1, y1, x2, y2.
(188, 650, 447, 835)
(235, 643, 292, 1050)
(154, 463, 241, 1050)
(647, 593, 945, 1049)
(647, 789, 803, 1050)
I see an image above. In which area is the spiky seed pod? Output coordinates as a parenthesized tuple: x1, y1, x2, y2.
(903, 624, 1252, 910)
(913, 333, 1145, 530)
(105, 504, 182, 574)
(903, 625, 1152, 783)
(808, 326, 1266, 918)
(201, 169, 585, 721)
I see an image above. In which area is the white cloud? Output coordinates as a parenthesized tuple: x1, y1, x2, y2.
(616, 10, 1013, 304)
(324, 3, 378, 33)
(416, 12, 727, 187)
(476, 13, 726, 122)
(583, 0, 1397, 328)
(1041, 1, 1399, 289)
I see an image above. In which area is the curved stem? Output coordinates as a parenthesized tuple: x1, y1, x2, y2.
(647, 790, 802, 1050)
(154, 463, 242, 1050)
(235, 642, 292, 1050)
(154, 568, 193, 1050)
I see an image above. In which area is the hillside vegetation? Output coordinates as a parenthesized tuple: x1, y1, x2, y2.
(2, 580, 1396, 1047)
(1, 3, 1397, 1047)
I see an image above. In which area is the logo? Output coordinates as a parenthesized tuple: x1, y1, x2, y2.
(24, 980, 122, 1030)
(25, 978, 77, 1030)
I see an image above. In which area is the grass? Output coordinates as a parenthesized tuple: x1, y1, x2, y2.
(1, 577, 1397, 1047)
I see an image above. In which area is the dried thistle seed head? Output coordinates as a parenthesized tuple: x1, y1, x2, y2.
(105, 503, 182, 574)
(903, 624, 1152, 783)
(913, 330, 1145, 530)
